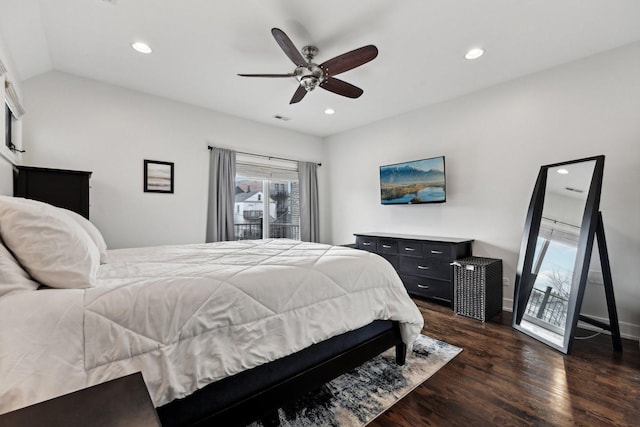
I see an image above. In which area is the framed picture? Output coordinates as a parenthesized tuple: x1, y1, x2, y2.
(144, 160, 174, 193)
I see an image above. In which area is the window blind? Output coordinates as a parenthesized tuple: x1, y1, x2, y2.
(539, 217, 580, 246)
(235, 153, 298, 181)
(4, 80, 25, 118)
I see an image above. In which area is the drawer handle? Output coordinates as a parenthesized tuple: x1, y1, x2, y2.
(382, 244, 391, 248)
(404, 247, 416, 251)
(417, 284, 430, 289)
(430, 250, 443, 254)
(362, 242, 372, 246)
(417, 265, 430, 270)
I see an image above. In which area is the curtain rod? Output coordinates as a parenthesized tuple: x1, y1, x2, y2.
(541, 216, 580, 229)
(207, 146, 321, 167)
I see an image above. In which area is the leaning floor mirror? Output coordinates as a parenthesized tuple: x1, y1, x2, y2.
(512, 155, 622, 354)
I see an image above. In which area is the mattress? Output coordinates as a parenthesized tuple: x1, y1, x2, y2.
(0, 239, 423, 415)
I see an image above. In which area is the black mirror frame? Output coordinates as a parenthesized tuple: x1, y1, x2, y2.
(512, 155, 605, 354)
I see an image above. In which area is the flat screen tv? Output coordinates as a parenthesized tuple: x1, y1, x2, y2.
(380, 156, 446, 204)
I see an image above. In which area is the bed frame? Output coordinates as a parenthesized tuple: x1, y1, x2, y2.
(156, 320, 407, 427)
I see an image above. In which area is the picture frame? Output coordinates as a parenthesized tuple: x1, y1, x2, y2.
(144, 160, 174, 193)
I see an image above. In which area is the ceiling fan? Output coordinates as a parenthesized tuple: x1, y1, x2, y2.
(238, 28, 378, 104)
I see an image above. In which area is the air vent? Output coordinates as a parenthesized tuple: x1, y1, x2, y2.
(565, 187, 584, 193)
(273, 115, 291, 121)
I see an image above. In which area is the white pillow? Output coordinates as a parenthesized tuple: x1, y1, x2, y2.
(0, 238, 40, 297)
(0, 196, 100, 289)
(61, 208, 109, 264)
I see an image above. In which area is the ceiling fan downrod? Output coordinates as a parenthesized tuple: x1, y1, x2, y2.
(296, 46, 323, 92)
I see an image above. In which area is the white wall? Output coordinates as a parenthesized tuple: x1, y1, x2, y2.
(20, 71, 327, 248)
(325, 42, 640, 339)
(0, 156, 11, 196)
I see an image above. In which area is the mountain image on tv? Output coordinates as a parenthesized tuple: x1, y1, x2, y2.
(380, 156, 446, 204)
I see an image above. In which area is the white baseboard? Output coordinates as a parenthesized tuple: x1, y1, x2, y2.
(576, 314, 640, 343)
(501, 298, 640, 346)
(502, 298, 513, 313)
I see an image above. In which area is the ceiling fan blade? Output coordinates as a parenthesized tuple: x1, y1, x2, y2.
(289, 85, 308, 104)
(319, 77, 364, 98)
(237, 73, 295, 78)
(271, 28, 307, 66)
(320, 45, 378, 76)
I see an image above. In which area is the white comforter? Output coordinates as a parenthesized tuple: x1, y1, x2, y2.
(0, 239, 423, 414)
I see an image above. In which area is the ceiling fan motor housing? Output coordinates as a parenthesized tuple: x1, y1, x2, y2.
(295, 63, 325, 92)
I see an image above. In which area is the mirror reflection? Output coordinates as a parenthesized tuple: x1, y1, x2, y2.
(518, 160, 596, 348)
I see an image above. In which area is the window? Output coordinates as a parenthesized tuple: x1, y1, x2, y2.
(1, 71, 25, 160)
(5, 102, 12, 149)
(234, 155, 300, 241)
(523, 219, 580, 332)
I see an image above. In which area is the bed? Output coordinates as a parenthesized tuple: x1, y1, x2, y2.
(0, 196, 424, 426)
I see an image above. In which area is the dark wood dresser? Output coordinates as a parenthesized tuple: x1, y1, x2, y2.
(354, 232, 473, 305)
(13, 166, 92, 219)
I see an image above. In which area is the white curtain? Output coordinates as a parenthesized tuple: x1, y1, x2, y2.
(298, 161, 319, 242)
(206, 147, 236, 242)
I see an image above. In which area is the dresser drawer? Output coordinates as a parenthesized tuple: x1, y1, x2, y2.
(398, 240, 423, 257)
(356, 236, 377, 252)
(401, 275, 452, 302)
(422, 243, 453, 260)
(378, 239, 398, 254)
(399, 257, 450, 280)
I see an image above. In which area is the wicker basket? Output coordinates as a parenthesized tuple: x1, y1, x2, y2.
(453, 257, 503, 322)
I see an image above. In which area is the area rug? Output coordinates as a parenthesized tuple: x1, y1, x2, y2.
(248, 334, 462, 427)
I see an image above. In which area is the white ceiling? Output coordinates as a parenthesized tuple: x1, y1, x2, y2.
(547, 160, 596, 201)
(1, 0, 640, 137)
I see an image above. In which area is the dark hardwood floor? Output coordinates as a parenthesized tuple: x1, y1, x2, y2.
(370, 298, 640, 427)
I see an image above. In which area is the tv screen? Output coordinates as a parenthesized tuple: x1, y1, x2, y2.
(380, 156, 446, 204)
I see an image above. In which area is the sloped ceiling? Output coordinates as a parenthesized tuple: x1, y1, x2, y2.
(1, 0, 640, 137)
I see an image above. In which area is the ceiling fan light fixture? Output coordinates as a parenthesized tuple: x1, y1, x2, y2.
(301, 76, 319, 92)
(465, 47, 484, 60)
(132, 41, 152, 54)
(295, 62, 325, 92)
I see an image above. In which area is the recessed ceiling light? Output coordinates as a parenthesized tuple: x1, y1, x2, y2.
(324, 108, 335, 115)
(557, 169, 569, 175)
(465, 48, 484, 60)
(132, 42, 152, 54)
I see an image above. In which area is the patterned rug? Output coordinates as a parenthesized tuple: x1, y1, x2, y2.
(248, 335, 462, 427)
